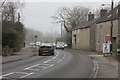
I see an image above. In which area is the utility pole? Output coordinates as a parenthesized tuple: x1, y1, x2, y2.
(117, 2, 120, 53)
(18, 12, 20, 22)
(110, 0, 114, 53)
(51, 27, 53, 43)
(61, 23, 62, 38)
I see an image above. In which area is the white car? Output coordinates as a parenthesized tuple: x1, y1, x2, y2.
(56, 42, 64, 50)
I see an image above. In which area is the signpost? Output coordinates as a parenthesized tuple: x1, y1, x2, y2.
(103, 43, 110, 56)
(103, 43, 110, 53)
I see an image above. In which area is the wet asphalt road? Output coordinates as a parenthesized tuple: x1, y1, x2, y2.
(2, 49, 94, 79)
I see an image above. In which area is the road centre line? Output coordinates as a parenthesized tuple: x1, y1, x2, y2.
(24, 64, 40, 70)
(25, 69, 40, 71)
(57, 60, 62, 63)
(0, 72, 14, 78)
(20, 72, 33, 78)
(52, 56, 56, 59)
(41, 64, 54, 70)
(43, 59, 52, 63)
(43, 52, 58, 63)
(15, 72, 30, 75)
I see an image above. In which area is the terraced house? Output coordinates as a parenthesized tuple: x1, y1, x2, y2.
(95, 4, 120, 52)
(72, 3, 120, 52)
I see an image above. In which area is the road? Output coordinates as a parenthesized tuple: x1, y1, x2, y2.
(1, 49, 95, 79)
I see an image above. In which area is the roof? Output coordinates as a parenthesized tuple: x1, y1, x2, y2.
(96, 4, 119, 24)
(72, 18, 99, 31)
(72, 4, 119, 31)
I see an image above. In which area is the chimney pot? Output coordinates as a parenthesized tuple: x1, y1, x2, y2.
(100, 9, 107, 17)
(88, 12, 94, 21)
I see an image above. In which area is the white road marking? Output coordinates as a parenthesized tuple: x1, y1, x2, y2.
(43, 59, 51, 63)
(24, 64, 39, 70)
(0, 76, 2, 79)
(24, 69, 40, 71)
(0, 72, 14, 78)
(57, 60, 62, 63)
(41, 64, 54, 70)
(52, 56, 56, 59)
(90, 56, 99, 78)
(93, 58, 99, 78)
(19, 73, 33, 78)
(89, 55, 103, 57)
(56, 51, 59, 57)
(1, 50, 66, 78)
(39, 64, 52, 67)
(49, 64, 54, 67)
(15, 72, 29, 75)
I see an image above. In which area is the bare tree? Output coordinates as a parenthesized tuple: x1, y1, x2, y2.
(52, 6, 90, 32)
(1, 1, 24, 22)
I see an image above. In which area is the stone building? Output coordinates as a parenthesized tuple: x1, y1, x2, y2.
(72, 3, 120, 52)
(72, 12, 98, 50)
(95, 4, 119, 52)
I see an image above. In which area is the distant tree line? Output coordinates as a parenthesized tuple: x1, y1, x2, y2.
(2, 1, 25, 56)
(26, 28, 60, 44)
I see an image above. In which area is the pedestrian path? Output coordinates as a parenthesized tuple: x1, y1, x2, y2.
(2, 46, 36, 64)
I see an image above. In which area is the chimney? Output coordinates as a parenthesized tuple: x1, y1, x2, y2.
(118, 4, 120, 17)
(100, 9, 107, 17)
(88, 12, 94, 21)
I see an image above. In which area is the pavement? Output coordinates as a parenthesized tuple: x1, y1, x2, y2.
(2, 46, 36, 64)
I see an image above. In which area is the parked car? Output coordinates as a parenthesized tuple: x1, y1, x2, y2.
(56, 42, 64, 50)
(38, 43, 54, 56)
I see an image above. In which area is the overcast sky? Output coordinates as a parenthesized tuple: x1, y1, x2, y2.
(23, 0, 120, 33)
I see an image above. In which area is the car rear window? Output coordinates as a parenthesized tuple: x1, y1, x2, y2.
(40, 46, 52, 48)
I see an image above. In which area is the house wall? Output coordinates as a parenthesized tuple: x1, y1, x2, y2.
(78, 28, 90, 50)
(72, 29, 80, 49)
(72, 30, 76, 49)
(95, 20, 118, 52)
(90, 24, 96, 51)
(72, 28, 90, 50)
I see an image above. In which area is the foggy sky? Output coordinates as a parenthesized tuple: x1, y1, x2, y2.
(23, 0, 120, 33)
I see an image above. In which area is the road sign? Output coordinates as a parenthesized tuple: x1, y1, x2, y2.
(105, 35, 111, 42)
(103, 43, 110, 53)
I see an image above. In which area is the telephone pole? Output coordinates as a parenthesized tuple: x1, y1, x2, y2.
(61, 23, 62, 38)
(18, 12, 20, 22)
(117, 2, 120, 52)
(110, 0, 114, 53)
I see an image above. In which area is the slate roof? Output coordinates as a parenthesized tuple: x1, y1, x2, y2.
(72, 17, 99, 31)
(72, 4, 120, 31)
(96, 4, 119, 24)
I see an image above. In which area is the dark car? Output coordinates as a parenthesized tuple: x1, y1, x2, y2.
(38, 43, 54, 56)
